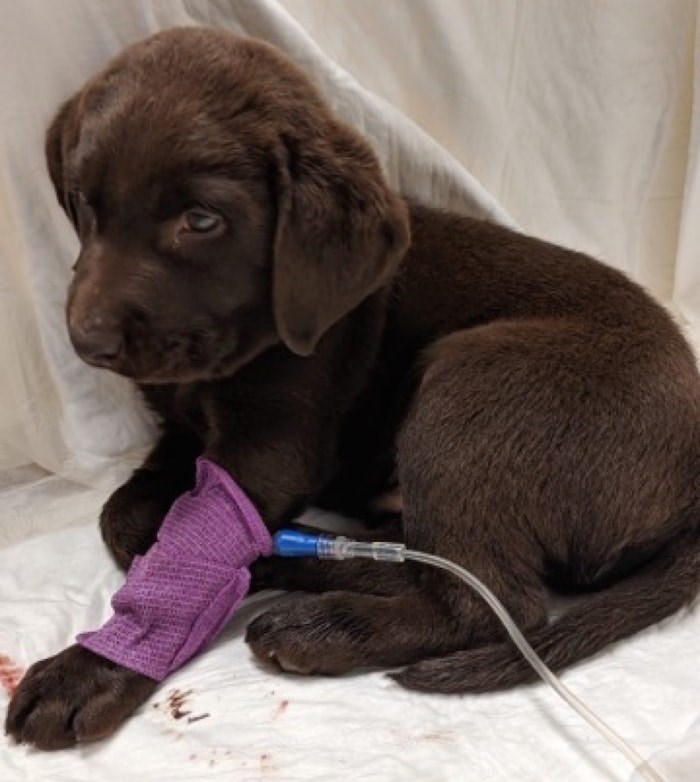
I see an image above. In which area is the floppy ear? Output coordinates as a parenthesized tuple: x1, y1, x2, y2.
(45, 96, 79, 216)
(272, 126, 410, 356)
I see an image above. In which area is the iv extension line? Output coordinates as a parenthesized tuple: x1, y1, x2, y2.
(272, 529, 665, 782)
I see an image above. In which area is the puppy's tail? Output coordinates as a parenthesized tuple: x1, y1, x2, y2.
(392, 522, 700, 694)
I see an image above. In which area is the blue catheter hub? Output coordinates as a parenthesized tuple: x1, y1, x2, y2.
(273, 529, 322, 557)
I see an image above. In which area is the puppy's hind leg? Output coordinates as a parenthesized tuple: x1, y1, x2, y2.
(246, 328, 551, 676)
(395, 319, 700, 693)
(245, 521, 545, 676)
(249, 517, 407, 594)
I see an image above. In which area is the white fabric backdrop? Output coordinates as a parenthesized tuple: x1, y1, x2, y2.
(1, 0, 699, 485)
(0, 2, 698, 781)
(280, 0, 700, 330)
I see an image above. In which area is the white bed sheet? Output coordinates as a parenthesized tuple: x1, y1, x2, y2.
(1, 490, 699, 782)
(1, 1, 698, 780)
(1, 493, 699, 782)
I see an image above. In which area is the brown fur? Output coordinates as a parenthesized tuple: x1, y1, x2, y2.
(6, 27, 699, 749)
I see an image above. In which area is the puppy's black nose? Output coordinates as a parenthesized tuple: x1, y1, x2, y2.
(70, 324, 124, 368)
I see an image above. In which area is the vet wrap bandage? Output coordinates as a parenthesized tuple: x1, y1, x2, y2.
(77, 458, 272, 681)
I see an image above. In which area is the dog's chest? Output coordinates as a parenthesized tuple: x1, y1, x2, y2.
(138, 383, 208, 435)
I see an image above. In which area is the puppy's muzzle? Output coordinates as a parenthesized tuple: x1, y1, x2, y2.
(69, 317, 124, 369)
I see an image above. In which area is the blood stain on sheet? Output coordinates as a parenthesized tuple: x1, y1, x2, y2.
(259, 753, 276, 775)
(420, 730, 455, 743)
(0, 655, 24, 698)
(187, 712, 210, 724)
(273, 699, 289, 718)
(167, 688, 194, 720)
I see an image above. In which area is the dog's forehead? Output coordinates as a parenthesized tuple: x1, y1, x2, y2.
(70, 98, 232, 178)
(65, 32, 323, 199)
(68, 88, 267, 203)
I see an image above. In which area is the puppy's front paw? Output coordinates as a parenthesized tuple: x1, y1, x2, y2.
(245, 593, 374, 676)
(4, 645, 157, 750)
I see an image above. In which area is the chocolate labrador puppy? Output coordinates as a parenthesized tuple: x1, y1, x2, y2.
(6, 27, 700, 750)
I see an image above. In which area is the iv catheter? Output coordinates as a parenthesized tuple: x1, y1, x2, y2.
(273, 529, 666, 782)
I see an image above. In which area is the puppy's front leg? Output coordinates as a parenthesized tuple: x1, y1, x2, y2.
(202, 376, 341, 529)
(6, 428, 202, 750)
(100, 427, 201, 570)
(6, 368, 341, 750)
(5, 646, 157, 750)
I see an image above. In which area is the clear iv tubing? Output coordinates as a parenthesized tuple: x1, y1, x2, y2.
(273, 530, 665, 782)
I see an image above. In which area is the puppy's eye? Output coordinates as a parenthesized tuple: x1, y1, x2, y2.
(184, 209, 221, 233)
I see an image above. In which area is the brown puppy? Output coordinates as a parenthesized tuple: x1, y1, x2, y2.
(6, 27, 699, 750)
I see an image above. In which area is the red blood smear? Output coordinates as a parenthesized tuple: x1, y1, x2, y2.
(0, 655, 24, 698)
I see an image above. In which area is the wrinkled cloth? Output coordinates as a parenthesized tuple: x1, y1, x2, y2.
(78, 458, 272, 681)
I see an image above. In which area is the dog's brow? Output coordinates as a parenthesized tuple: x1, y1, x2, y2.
(168, 175, 254, 211)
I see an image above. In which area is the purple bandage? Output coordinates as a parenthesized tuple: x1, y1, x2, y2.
(77, 457, 272, 681)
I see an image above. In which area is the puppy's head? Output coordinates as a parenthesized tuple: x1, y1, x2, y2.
(47, 27, 409, 383)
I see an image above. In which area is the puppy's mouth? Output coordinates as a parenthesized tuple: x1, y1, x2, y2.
(76, 330, 279, 385)
(73, 326, 230, 384)
(114, 363, 223, 385)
